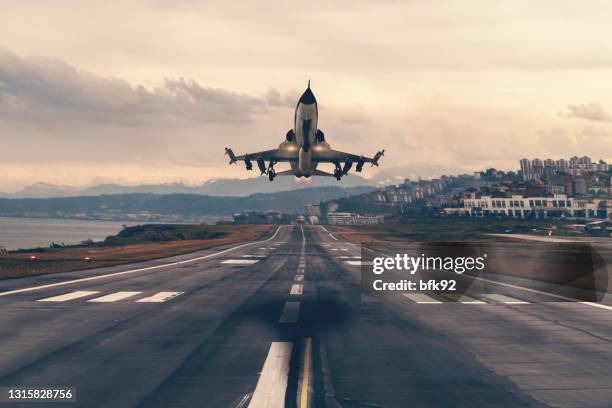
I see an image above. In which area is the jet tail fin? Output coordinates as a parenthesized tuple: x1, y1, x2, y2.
(225, 147, 237, 164)
(372, 149, 385, 166)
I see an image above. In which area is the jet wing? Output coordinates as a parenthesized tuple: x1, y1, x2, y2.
(225, 147, 297, 163)
(313, 148, 384, 170)
(225, 147, 298, 173)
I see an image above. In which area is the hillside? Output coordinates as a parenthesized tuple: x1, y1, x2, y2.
(0, 185, 374, 221)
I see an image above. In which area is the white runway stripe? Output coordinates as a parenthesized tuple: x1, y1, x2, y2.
(290, 284, 303, 295)
(294, 275, 304, 282)
(441, 294, 486, 304)
(345, 260, 373, 266)
(403, 293, 443, 304)
(458, 296, 486, 304)
(136, 292, 183, 303)
(37, 291, 99, 302)
(249, 342, 293, 408)
(486, 294, 529, 304)
(279, 301, 300, 323)
(221, 259, 259, 265)
(88, 291, 142, 303)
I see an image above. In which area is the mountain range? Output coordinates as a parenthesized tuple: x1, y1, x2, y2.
(0, 164, 469, 199)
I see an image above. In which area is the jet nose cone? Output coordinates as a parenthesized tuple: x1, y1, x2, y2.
(299, 87, 316, 105)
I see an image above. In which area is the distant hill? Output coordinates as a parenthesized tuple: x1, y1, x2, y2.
(0, 164, 475, 199)
(0, 185, 375, 221)
(369, 164, 470, 186)
(0, 174, 373, 199)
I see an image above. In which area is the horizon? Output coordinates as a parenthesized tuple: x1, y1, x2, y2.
(2, 155, 610, 194)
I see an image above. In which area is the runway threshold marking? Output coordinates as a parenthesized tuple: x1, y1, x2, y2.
(279, 301, 300, 323)
(88, 291, 142, 303)
(299, 338, 312, 408)
(248, 342, 293, 408)
(290, 284, 303, 295)
(367, 245, 612, 313)
(0, 227, 282, 298)
(403, 293, 443, 304)
(135, 292, 183, 303)
(447, 294, 486, 304)
(345, 260, 373, 266)
(37, 291, 99, 302)
(462, 274, 612, 311)
(221, 259, 260, 265)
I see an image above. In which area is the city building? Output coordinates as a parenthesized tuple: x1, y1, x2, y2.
(445, 193, 612, 219)
(519, 156, 610, 180)
(327, 212, 384, 225)
(519, 158, 531, 181)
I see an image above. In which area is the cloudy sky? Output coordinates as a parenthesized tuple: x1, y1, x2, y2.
(1, 0, 612, 191)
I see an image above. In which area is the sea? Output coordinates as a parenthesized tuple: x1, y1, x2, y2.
(0, 217, 139, 250)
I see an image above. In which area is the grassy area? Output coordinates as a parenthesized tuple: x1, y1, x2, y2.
(329, 218, 575, 243)
(0, 224, 273, 279)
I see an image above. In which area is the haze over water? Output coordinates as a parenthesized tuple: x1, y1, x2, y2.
(0, 217, 137, 250)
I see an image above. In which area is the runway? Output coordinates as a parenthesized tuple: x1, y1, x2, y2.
(0, 225, 611, 407)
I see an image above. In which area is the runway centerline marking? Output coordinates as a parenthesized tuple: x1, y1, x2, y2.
(295, 275, 304, 282)
(403, 293, 443, 304)
(0, 227, 282, 297)
(290, 284, 303, 295)
(88, 291, 142, 303)
(279, 301, 300, 323)
(135, 292, 183, 303)
(248, 342, 293, 408)
(37, 291, 99, 302)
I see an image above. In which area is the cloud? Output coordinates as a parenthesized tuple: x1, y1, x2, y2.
(0, 48, 267, 126)
(263, 88, 299, 108)
(562, 102, 611, 121)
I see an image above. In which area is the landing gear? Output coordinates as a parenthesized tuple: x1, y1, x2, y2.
(333, 161, 342, 180)
(267, 161, 276, 181)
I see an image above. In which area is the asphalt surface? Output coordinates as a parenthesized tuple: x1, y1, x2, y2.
(0, 225, 611, 407)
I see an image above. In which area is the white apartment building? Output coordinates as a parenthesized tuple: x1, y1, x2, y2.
(327, 212, 384, 225)
(448, 194, 612, 219)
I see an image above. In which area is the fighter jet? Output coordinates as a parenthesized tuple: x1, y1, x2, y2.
(225, 81, 384, 181)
